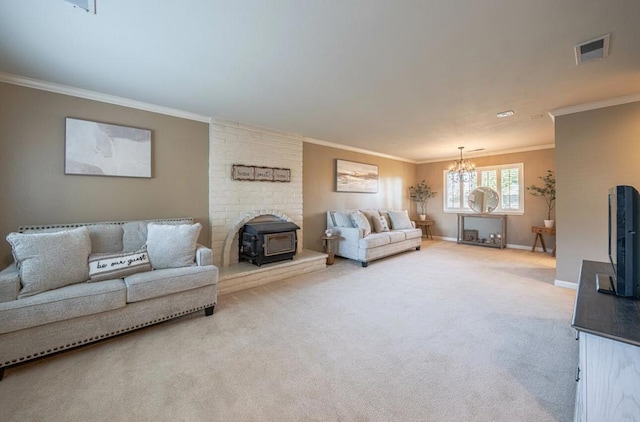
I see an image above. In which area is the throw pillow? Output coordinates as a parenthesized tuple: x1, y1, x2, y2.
(331, 211, 353, 228)
(88, 247, 151, 282)
(371, 215, 390, 232)
(6, 226, 91, 298)
(88, 224, 124, 253)
(350, 211, 372, 237)
(387, 210, 413, 230)
(146, 223, 202, 269)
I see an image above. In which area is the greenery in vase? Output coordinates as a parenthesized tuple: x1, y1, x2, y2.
(409, 180, 436, 215)
(527, 170, 556, 220)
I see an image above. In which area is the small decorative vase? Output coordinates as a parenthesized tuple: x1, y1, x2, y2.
(544, 219, 555, 228)
(419, 215, 426, 221)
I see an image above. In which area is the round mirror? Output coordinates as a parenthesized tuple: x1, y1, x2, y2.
(468, 186, 500, 213)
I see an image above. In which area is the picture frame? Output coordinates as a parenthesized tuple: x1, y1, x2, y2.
(65, 117, 152, 178)
(231, 164, 291, 182)
(336, 159, 378, 193)
(232, 165, 255, 181)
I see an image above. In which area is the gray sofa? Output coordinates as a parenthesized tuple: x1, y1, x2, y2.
(0, 218, 218, 380)
(327, 209, 423, 267)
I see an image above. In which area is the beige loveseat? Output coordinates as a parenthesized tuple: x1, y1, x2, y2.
(0, 218, 218, 380)
(326, 209, 423, 267)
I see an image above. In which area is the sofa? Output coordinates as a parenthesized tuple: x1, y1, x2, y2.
(326, 209, 423, 267)
(0, 217, 219, 381)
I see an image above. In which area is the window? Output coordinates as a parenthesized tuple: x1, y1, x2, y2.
(443, 163, 524, 214)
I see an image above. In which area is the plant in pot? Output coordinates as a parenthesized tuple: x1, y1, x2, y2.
(527, 170, 556, 228)
(409, 180, 436, 220)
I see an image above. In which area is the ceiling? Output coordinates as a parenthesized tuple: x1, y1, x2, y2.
(1, 0, 639, 163)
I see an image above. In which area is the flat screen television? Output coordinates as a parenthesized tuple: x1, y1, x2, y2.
(597, 185, 640, 298)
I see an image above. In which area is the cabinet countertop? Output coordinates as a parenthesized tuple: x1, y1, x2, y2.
(572, 260, 640, 347)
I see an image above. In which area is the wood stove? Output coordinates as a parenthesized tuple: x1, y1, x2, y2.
(239, 221, 300, 266)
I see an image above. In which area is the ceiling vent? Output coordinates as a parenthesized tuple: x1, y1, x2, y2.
(64, 0, 96, 13)
(574, 34, 610, 65)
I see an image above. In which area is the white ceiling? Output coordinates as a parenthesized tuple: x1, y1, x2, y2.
(1, 0, 639, 162)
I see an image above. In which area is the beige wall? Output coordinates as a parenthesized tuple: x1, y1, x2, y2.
(555, 101, 640, 283)
(0, 82, 210, 267)
(415, 148, 556, 248)
(303, 142, 416, 252)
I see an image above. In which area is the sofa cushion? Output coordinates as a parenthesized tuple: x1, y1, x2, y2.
(371, 215, 390, 233)
(146, 223, 202, 269)
(122, 221, 148, 252)
(387, 231, 407, 242)
(387, 210, 413, 230)
(88, 247, 152, 282)
(350, 211, 372, 237)
(0, 279, 126, 335)
(358, 233, 391, 249)
(124, 265, 218, 303)
(397, 228, 423, 240)
(87, 224, 123, 253)
(6, 227, 91, 299)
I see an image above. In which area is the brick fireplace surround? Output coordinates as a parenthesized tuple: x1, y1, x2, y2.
(209, 118, 326, 294)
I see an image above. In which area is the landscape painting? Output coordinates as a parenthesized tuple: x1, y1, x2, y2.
(65, 118, 152, 178)
(336, 159, 378, 193)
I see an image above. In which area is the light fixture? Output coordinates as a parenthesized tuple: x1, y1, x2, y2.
(496, 110, 515, 118)
(448, 146, 475, 179)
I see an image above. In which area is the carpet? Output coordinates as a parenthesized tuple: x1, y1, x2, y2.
(0, 240, 577, 421)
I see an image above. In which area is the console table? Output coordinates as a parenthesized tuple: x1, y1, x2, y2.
(572, 260, 640, 421)
(413, 220, 433, 240)
(457, 213, 506, 248)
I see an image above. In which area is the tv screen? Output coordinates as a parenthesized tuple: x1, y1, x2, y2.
(605, 185, 640, 298)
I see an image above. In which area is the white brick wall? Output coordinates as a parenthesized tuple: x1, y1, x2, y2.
(209, 117, 304, 267)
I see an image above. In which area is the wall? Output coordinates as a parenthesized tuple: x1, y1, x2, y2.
(303, 142, 416, 252)
(415, 148, 556, 248)
(0, 82, 210, 267)
(555, 101, 640, 283)
(209, 118, 303, 267)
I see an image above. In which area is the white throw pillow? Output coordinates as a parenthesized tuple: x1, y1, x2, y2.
(350, 211, 372, 237)
(6, 227, 91, 298)
(88, 247, 151, 282)
(146, 223, 202, 269)
(387, 210, 413, 230)
(331, 211, 353, 227)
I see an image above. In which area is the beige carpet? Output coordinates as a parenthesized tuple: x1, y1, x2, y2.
(0, 241, 577, 422)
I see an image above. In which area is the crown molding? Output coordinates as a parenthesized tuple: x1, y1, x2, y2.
(302, 137, 417, 164)
(548, 92, 640, 122)
(417, 144, 555, 164)
(0, 72, 211, 123)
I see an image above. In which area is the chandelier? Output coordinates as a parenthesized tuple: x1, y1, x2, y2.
(448, 146, 475, 178)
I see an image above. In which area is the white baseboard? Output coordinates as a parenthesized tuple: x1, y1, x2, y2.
(555, 280, 577, 290)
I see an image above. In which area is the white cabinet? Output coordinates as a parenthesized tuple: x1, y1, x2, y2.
(573, 261, 640, 422)
(574, 332, 640, 421)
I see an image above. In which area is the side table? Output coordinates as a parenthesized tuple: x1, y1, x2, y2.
(531, 226, 556, 257)
(321, 235, 337, 265)
(413, 220, 433, 240)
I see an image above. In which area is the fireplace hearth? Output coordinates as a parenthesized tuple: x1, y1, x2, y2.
(239, 221, 300, 266)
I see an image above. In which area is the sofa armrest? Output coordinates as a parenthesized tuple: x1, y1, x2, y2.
(330, 227, 363, 260)
(0, 263, 20, 303)
(195, 244, 213, 267)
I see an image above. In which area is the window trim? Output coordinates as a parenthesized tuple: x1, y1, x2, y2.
(443, 163, 525, 215)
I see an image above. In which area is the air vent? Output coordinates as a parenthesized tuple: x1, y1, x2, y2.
(64, 0, 96, 13)
(574, 34, 610, 65)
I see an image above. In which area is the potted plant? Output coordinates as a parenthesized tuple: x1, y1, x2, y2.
(409, 180, 436, 220)
(527, 170, 556, 227)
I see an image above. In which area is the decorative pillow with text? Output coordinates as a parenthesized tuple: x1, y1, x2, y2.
(88, 247, 151, 282)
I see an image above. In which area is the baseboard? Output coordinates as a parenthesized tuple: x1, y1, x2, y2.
(434, 236, 551, 253)
(554, 279, 577, 290)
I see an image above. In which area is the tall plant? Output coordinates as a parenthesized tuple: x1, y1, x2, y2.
(527, 170, 556, 220)
(409, 180, 436, 215)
